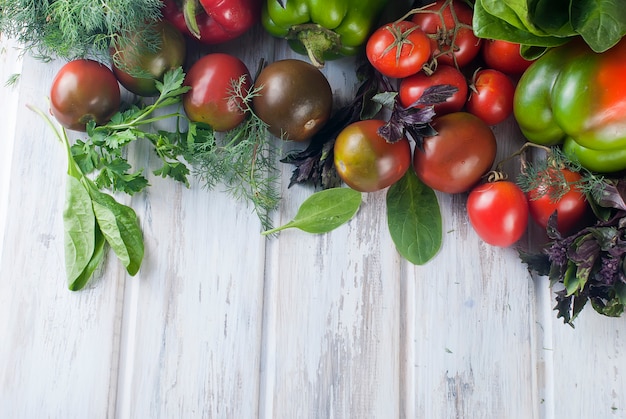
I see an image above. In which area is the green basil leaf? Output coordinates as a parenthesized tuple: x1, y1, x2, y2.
(262, 188, 361, 235)
(69, 226, 106, 291)
(570, 0, 626, 52)
(64, 176, 96, 288)
(88, 188, 144, 276)
(386, 169, 442, 265)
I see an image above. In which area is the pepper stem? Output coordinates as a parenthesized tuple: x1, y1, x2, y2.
(183, 0, 202, 39)
(288, 24, 342, 68)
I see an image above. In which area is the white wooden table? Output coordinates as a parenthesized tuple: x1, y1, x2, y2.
(2, 25, 626, 419)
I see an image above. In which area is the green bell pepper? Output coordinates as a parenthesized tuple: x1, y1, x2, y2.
(262, 0, 388, 67)
(514, 37, 626, 173)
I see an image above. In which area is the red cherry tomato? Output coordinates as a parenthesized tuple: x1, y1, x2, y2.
(334, 119, 412, 192)
(527, 168, 588, 235)
(411, 0, 481, 68)
(50, 59, 121, 132)
(183, 53, 251, 132)
(481, 39, 535, 75)
(398, 64, 468, 115)
(466, 69, 515, 126)
(366, 20, 431, 79)
(467, 180, 529, 247)
(413, 112, 496, 194)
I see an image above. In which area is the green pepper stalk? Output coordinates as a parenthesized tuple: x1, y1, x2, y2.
(262, 0, 389, 67)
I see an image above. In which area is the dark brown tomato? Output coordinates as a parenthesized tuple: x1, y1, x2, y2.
(50, 59, 121, 132)
(413, 112, 496, 194)
(111, 20, 186, 97)
(252, 59, 332, 142)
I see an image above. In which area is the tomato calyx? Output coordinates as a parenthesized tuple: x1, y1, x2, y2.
(381, 22, 427, 69)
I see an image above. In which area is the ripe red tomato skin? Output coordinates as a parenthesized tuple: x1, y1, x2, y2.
(398, 64, 468, 115)
(50, 59, 121, 132)
(411, 0, 481, 68)
(413, 112, 497, 194)
(466, 69, 515, 126)
(482, 39, 534, 75)
(334, 119, 411, 192)
(366, 20, 431, 79)
(467, 180, 529, 247)
(183, 53, 251, 132)
(527, 168, 588, 235)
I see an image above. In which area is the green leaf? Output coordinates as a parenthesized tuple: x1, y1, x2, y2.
(64, 176, 96, 289)
(262, 188, 361, 235)
(88, 187, 144, 276)
(69, 226, 106, 291)
(386, 169, 442, 265)
(570, 0, 626, 52)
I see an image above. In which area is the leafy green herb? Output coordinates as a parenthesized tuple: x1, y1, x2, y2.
(261, 188, 361, 235)
(0, 0, 162, 61)
(386, 169, 442, 265)
(473, 0, 626, 54)
(29, 104, 144, 290)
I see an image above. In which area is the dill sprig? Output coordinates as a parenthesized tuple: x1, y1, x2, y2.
(0, 0, 163, 61)
(184, 76, 282, 231)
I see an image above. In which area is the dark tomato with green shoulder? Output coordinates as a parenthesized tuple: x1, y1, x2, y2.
(50, 59, 121, 132)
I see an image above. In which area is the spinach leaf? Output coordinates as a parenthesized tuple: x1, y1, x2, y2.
(570, 0, 626, 52)
(63, 176, 96, 288)
(262, 188, 361, 235)
(89, 187, 144, 276)
(532, 0, 575, 37)
(386, 169, 442, 265)
(69, 227, 106, 291)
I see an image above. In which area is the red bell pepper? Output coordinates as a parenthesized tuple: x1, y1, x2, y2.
(162, 0, 261, 44)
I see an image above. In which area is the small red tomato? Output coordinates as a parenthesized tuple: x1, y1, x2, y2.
(334, 119, 411, 192)
(50, 59, 121, 132)
(414, 112, 497, 194)
(527, 168, 588, 235)
(467, 180, 529, 247)
(411, 0, 481, 68)
(482, 39, 535, 75)
(398, 64, 468, 115)
(183, 53, 251, 132)
(466, 69, 515, 126)
(366, 20, 431, 79)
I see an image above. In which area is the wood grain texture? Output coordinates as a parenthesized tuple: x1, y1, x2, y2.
(2, 24, 626, 419)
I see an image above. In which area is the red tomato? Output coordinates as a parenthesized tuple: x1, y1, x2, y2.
(527, 168, 588, 235)
(334, 119, 412, 192)
(481, 39, 535, 75)
(411, 0, 481, 68)
(183, 53, 251, 132)
(366, 21, 431, 79)
(50, 59, 121, 132)
(398, 64, 468, 115)
(467, 180, 529, 247)
(413, 112, 496, 194)
(466, 69, 515, 126)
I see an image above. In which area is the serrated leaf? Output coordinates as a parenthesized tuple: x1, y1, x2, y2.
(386, 169, 442, 265)
(262, 188, 361, 235)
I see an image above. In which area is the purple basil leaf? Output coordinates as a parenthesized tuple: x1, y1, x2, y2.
(378, 119, 405, 143)
(400, 106, 436, 125)
(595, 180, 626, 210)
(414, 84, 459, 106)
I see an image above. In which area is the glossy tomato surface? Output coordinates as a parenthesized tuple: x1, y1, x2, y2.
(111, 20, 186, 97)
(50, 59, 121, 132)
(252, 59, 332, 142)
(527, 168, 588, 235)
(399, 64, 468, 115)
(183, 53, 251, 132)
(366, 20, 431, 79)
(481, 39, 535, 75)
(411, 0, 481, 68)
(466, 69, 515, 126)
(334, 119, 411, 192)
(467, 180, 529, 247)
(413, 112, 496, 194)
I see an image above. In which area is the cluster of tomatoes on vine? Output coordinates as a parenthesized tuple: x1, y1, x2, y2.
(354, 0, 590, 248)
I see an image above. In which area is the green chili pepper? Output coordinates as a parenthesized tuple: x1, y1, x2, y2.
(262, 0, 388, 67)
(514, 37, 626, 173)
